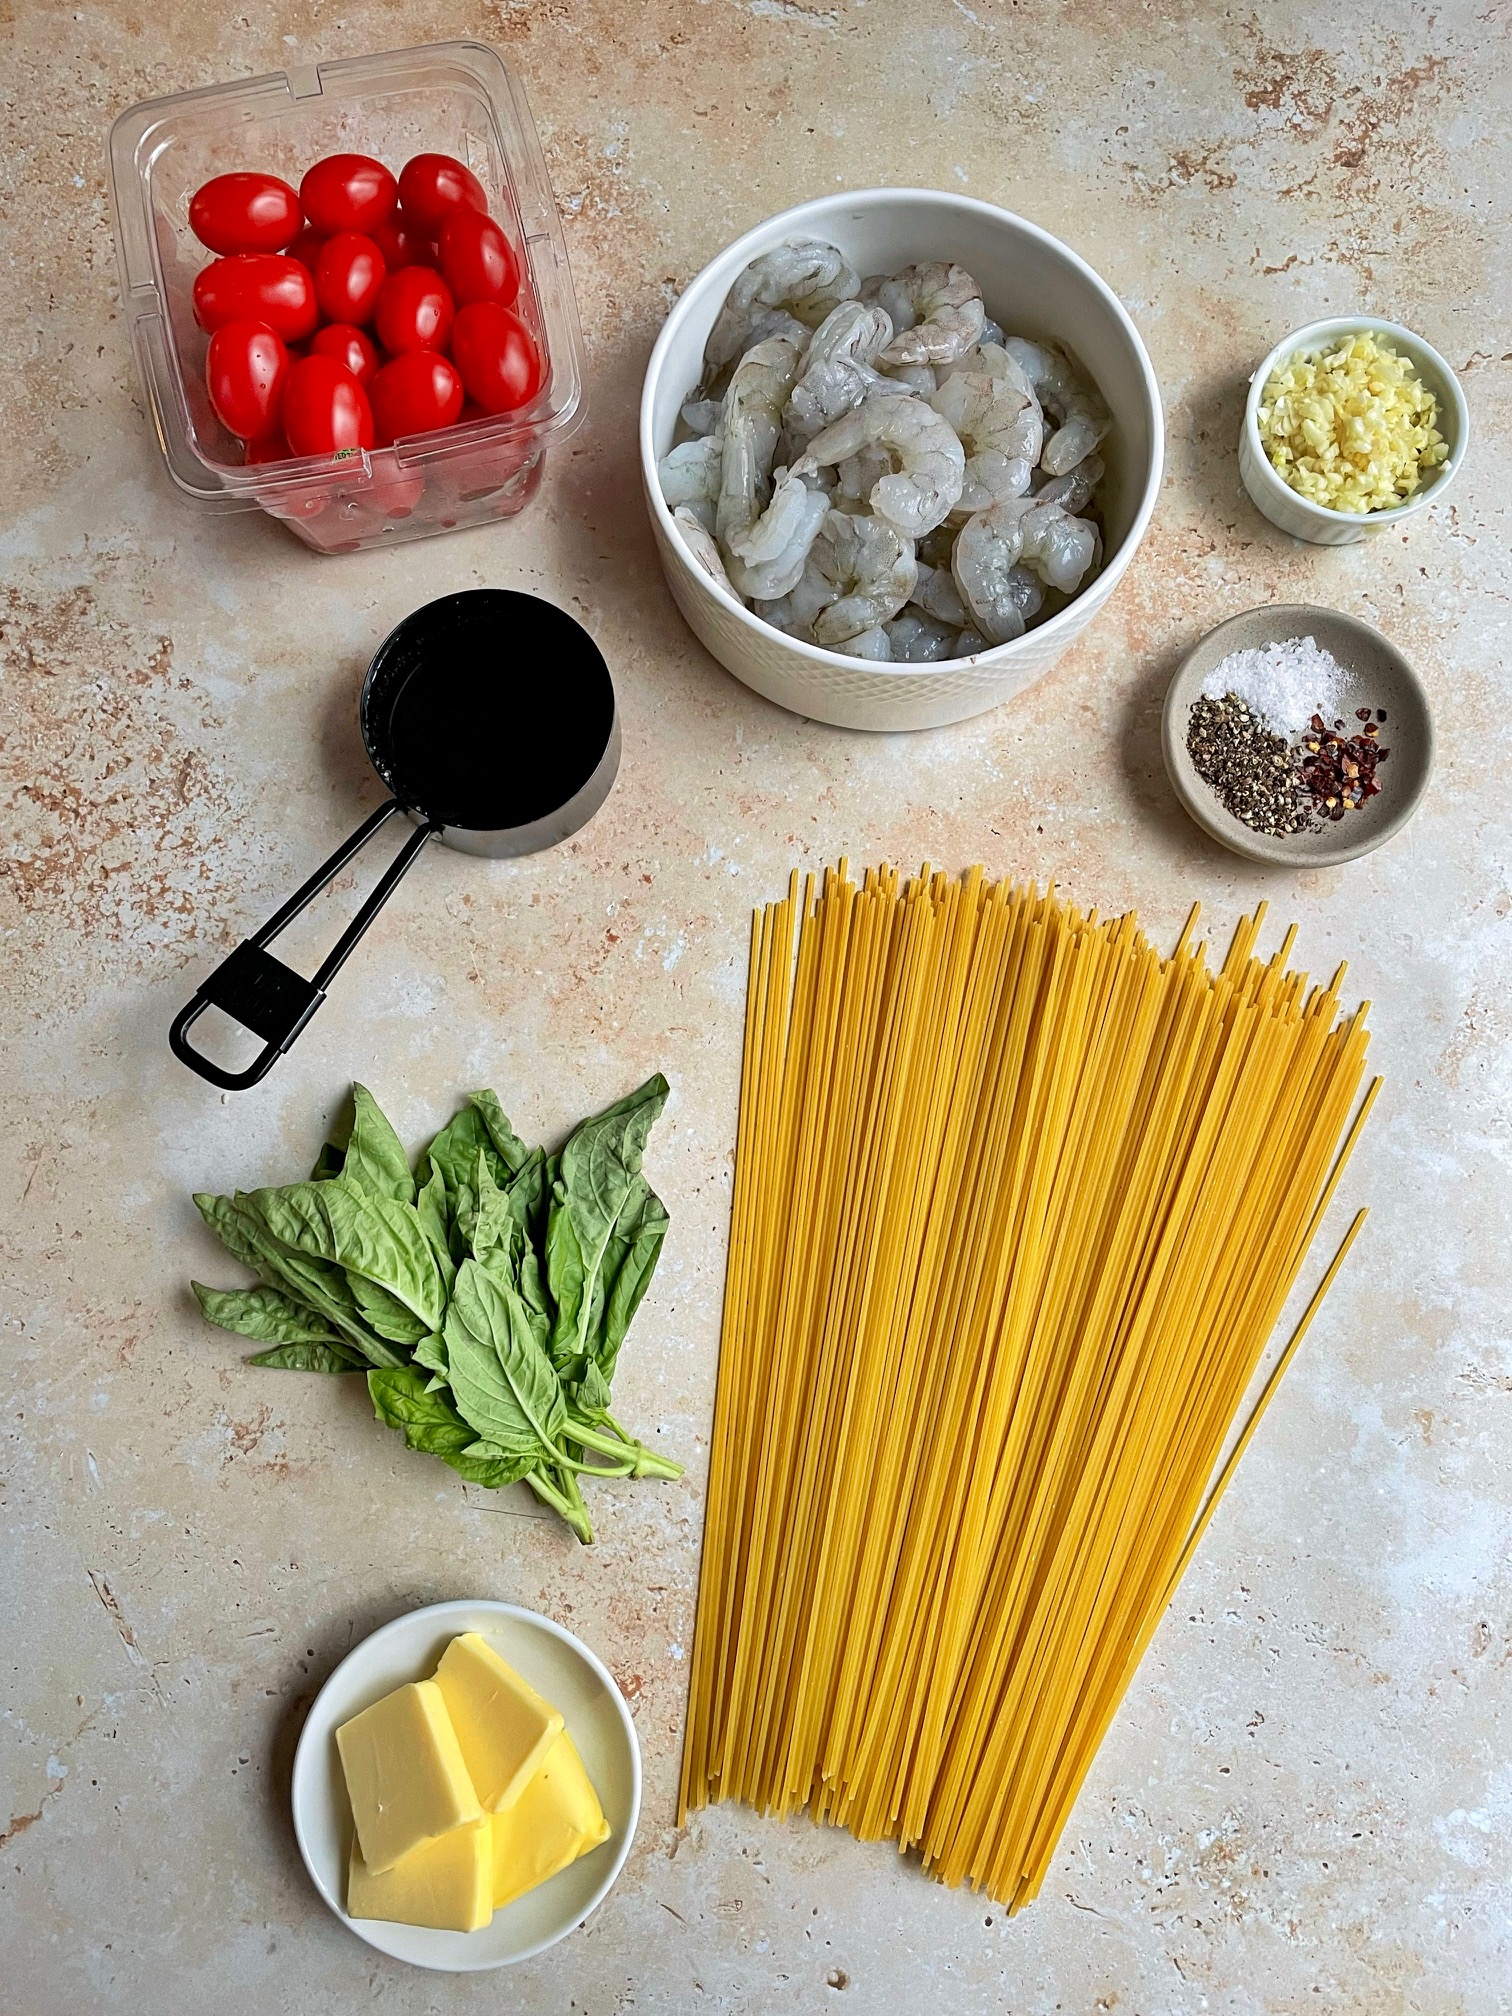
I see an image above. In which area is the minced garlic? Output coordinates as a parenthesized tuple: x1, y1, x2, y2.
(1256, 330, 1448, 514)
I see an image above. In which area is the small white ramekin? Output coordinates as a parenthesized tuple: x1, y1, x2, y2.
(1239, 316, 1468, 546)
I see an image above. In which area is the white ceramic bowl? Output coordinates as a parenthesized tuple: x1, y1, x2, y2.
(290, 1599, 640, 1972)
(640, 189, 1164, 732)
(1239, 316, 1469, 546)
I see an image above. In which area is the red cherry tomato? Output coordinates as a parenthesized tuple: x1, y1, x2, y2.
(309, 321, 381, 385)
(193, 254, 318, 341)
(371, 212, 437, 271)
(189, 173, 301, 255)
(243, 428, 290, 465)
(285, 223, 326, 272)
(281, 354, 374, 456)
(369, 351, 464, 443)
(374, 267, 455, 355)
(397, 153, 487, 234)
(451, 303, 544, 413)
(299, 154, 397, 235)
(438, 208, 520, 308)
(313, 232, 386, 325)
(206, 320, 289, 440)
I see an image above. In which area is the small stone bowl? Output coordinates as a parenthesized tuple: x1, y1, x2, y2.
(1162, 604, 1434, 868)
(1238, 316, 1468, 546)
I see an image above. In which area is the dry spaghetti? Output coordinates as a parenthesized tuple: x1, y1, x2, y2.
(679, 863, 1376, 1909)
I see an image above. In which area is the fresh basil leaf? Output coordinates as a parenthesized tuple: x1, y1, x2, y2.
(192, 1281, 339, 1346)
(418, 1105, 504, 1222)
(545, 1073, 668, 1373)
(248, 1340, 366, 1372)
(469, 1090, 535, 1178)
(310, 1141, 346, 1182)
(444, 1257, 565, 1461)
(245, 1181, 445, 1334)
(572, 1360, 613, 1416)
(598, 1177, 670, 1381)
(471, 1148, 515, 1262)
(348, 1272, 430, 1346)
(415, 1167, 457, 1295)
(198, 1191, 404, 1369)
(413, 1330, 449, 1380)
(339, 1084, 415, 1205)
(367, 1366, 534, 1486)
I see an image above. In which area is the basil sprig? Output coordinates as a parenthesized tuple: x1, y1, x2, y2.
(191, 1077, 680, 1542)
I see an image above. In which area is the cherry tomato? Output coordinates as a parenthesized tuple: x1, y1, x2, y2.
(189, 172, 301, 255)
(285, 223, 326, 272)
(438, 208, 520, 308)
(451, 303, 544, 413)
(371, 212, 437, 271)
(281, 354, 374, 456)
(206, 320, 289, 440)
(374, 266, 454, 355)
(364, 450, 427, 518)
(397, 153, 487, 234)
(369, 351, 464, 443)
(193, 254, 318, 341)
(299, 153, 397, 235)
(313, 232, 386, 325)
(243, 428, 290, 465)
(309, 321, 381, 385)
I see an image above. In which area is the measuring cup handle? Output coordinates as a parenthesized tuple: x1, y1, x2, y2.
(169, 799, 436, 1091)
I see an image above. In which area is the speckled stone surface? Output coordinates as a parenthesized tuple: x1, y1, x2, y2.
(3, 4, 1510, 2011)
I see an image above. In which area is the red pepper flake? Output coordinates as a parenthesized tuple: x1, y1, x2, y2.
(1294, 709, 1389, 820)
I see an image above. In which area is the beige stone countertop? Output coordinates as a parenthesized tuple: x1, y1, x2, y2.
(3, 2, 1510, 2010)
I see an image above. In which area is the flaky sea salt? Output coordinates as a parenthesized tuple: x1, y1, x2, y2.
(1200, 634, 1347, 735)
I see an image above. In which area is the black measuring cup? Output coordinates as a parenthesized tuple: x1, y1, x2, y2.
(170, 589, 619, 1091)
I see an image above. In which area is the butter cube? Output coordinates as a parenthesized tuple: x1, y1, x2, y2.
(335, 1678, 481, 1874)
(433, 1633, 564, 1813)
(491, 1731, 611, 1910)
(347, 1816, 493, 1933)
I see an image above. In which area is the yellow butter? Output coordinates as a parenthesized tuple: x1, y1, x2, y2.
(433, 1633, 564, 1814)
(335, 1678, 482, 1874)
(491, 1730, 611, 1910)
(347, 1816, 493, 1933)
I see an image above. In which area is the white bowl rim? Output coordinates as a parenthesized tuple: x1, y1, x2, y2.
(289, 1596, 642, 1972)
(639, 186, 1165, 683)
(1241, 313, 1469, 526)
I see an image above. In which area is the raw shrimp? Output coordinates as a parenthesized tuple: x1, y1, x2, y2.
(929, 368, 1040, 512)
(835, 626, 892, 660)
(715, 337, 802, 551)
(672, 505, 736, 591)
(794, 393, 965, 537)
(1033, 453, 1103, 515)
(910, 557, 969, 628)
(752, 553, 839, 640)
(725, 467, 830, 600)
(679, 396, 724, 438)
(875, 263, 986, 368)
(886, 609, 958, 661)
(658, 434, 724, 523)
(705, 239, 861, 372)
(1001, 336, 1111, 475)
(783, 301, 894, 449)
(877, 359, 938, 396)
(806, 508, 917, 644)
(955, 627, 988, 654)
(952, 499, 1095, 640)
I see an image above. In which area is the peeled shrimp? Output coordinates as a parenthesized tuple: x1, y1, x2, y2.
(679, 396, 724, 438)
(952, 499, 1095, 641)
(886, 609, 958, 661)
(724, 467, 830, 600)
(794, 393, 965, 537)
(1001, 336, 1111, 476)
(1033, 453, 1104, 515)
(929, 369, 1040, 512)
(910, 556, 969, 628)
(783, 300, 894, 449)
(672, 505, 736, 592)
(875, 262, 985, 368)
(658, 435, 724, 523)
(835, 626, 892, 660)
(876, 358, 938, 396)
(715, 337, 801, 551)
(705, 239, 861, 372)
(807, 508, 917, 644)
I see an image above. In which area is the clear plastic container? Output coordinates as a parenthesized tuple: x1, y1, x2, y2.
(108, 41, 585, 554)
